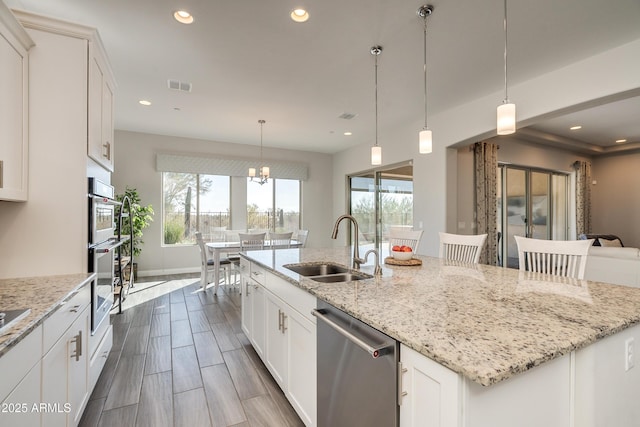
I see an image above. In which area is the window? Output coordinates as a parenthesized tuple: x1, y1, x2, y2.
(163, 172, 230, 245)
(247, 178, 300, 232)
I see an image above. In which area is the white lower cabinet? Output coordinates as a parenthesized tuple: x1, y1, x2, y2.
(42, 305, 90, 427)
(241, 260, 316, 426)
(265, 292, 288, 388)
(399, 344, 460, 427)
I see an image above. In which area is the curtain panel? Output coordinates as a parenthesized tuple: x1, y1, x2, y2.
(573, 160, 592, 235)
(474, 142, 498, 265)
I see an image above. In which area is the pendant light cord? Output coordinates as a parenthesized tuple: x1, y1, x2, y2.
(503, 0, 509, 102)
(423, 17, 428, 129)
(374, 51, 379, 147)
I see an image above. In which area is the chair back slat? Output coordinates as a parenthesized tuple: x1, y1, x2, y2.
(514, 235, 593, 280)
(389, 229, 424, 253)
(439, 232, 488, 264)
(296, 229, 309, 247)
(269, 231, 293, 249)
(239, 232, 266, 251)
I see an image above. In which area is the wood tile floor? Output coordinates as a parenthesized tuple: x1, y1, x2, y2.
(79, 276, 304, 427)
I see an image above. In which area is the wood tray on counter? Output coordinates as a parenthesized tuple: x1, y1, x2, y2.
(384, 256, 422, 266)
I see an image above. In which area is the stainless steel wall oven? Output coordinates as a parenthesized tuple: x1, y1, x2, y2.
(88, 178, 123, 334)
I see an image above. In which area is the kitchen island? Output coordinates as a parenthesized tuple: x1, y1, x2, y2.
(241, 247, 640, 427)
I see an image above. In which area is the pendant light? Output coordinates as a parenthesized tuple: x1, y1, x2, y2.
(249, 119, 269, 185)
(370, 46, 382, 166)
(417, 5, 433, 154)
(497, 0, 516, 135)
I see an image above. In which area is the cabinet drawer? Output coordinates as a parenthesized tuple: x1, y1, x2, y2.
(89, 324, 112, 392)
(0, 325, 42, 402)
(43, 284, 90, 353)
(250, 263, 266, 285)
(265, 272, 316, 323)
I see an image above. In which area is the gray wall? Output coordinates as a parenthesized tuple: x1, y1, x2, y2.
(113, 130, 333, 276)
(592, 152, 640, 248)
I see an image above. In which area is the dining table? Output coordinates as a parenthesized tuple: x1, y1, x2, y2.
(205, 239, 302, 293)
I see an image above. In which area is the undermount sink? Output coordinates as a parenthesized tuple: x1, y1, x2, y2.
(284, 263, 350, 277)
(307, 272, 371, 283)
(284, 263, 372, 283)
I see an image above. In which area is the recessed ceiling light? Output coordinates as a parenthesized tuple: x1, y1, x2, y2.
(139, 100, 151, 106)
(570, 125, 582, 130)
(344, 132, 352, 136)
(290, 8, 309, 23)
(174, 10, 194, 24)
(615, 139, 627, 144)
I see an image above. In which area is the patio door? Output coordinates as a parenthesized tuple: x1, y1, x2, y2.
(497, 165, 569, 268)
(348, 162, 414, 252)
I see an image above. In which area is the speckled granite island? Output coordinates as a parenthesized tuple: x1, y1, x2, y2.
(242, 247, 640, 427)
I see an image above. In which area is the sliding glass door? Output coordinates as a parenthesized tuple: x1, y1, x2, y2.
(348, 162, 413, 252)
(497, 165, 569, 268)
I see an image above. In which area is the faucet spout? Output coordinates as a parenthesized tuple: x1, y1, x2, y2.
(364, 249, 383, 276)
(331, 214, 364, 269)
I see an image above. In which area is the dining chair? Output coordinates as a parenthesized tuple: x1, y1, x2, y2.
(269, 231, 293, 249)
(389, 228, 424, 253)
(514, 235, 594, 280)
(239, 232, 266, 251)
(195, 232, 232, 290)
(296, 229, 309, 248)
(439, 232, 488, 264)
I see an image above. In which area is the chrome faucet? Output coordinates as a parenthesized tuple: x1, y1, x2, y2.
(331, 214, 365, 269)
(364, 249, 383, 276)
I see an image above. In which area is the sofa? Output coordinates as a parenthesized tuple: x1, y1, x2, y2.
(584, 246, 640, 288)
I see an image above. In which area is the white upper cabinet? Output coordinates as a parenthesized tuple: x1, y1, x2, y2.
(88, 41, 115, 172)
(0, 4, 34, 201)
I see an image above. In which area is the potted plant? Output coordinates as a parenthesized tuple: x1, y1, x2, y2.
(115, 187, 154, 278)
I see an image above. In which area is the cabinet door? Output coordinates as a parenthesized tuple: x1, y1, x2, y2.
(0, 360, 41, 427)
(87, 45, 114, 172)
(0, 15, 30, 201)
(42, 307, 90, 427)
(399, 344, 460, 427)
(286, 307, 316, 427)
(265, 292, 287, 388)
(250, 282, 266, 359)
(240, 275, 252, 338)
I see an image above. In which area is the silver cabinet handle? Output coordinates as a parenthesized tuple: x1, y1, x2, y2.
(69, 304, 81, 313)
(281, 312, 287, 334)
(278, 309, 283, 332)
(312, 308, 394, 359)
(398, 361, 408, 405)
(102, 141, 111, 160)
(70, 330, 82, 362)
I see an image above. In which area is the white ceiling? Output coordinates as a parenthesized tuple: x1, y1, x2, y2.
(6, 0, 640, 154)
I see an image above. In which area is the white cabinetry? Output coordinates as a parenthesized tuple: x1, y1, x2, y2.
(241, 259, 317, 426)
(0, 3, 33, 201)
(399, 344, 461, 427)
(87, 42, 115, 172)
(42, 285, 91, 427)
(0, 325, 42, 427)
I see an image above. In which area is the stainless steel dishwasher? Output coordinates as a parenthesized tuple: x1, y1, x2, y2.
(313, 300, 399, 427)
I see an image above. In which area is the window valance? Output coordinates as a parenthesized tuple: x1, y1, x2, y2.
(156, 153, 308, 181)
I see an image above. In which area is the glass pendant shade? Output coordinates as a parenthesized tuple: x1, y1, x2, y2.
(371, 145, 382, 165)
(248, 167, 256, 177)
(497, 102, 516, 135)
(419, 128, 432, 154)
(260, 166, 269, 177)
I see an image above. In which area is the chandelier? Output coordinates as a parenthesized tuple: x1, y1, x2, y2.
(249, 119, 270, 185)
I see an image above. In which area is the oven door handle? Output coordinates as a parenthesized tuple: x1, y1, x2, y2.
(90, 194, 122, 206)
(312, 308, 394, 359)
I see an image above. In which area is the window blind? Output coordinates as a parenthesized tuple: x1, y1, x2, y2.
(156, 153, 308, 181)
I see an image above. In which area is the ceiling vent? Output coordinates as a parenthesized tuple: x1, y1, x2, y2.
(338, 112, 357, 120)
(168, 79, 192, 92)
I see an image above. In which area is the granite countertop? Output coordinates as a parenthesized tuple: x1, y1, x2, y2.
(0, 273, 95, 357)
(243, 247, 640, 386)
